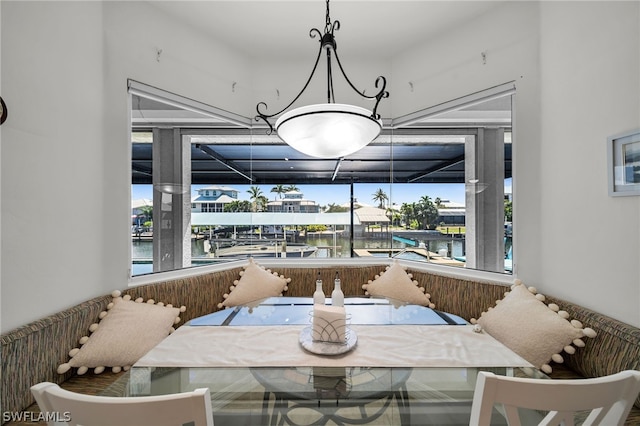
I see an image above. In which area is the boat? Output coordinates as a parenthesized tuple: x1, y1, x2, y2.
(212, 241, 317, 258)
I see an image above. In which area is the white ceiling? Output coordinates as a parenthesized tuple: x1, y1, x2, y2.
(148, 1, 505, 60)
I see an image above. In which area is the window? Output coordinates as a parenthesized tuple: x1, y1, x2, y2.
(130, 80, 513, 277)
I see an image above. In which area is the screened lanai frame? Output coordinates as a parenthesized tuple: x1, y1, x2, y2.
(128, 80, 514, 278)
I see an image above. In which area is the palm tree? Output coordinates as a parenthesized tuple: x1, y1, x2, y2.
(284, 184, 300, 193)
(270, 184, 286, 200)
(247, 186, 264, 212)
(372, 188, 388, 209)
(256, 195, 269, 212)
(418, 195, 439, 229)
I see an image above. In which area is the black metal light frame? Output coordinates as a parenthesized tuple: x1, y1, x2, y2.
(254, 0, 389, 134)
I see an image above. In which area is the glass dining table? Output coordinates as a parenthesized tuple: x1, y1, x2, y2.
(101, 297, 547, 425)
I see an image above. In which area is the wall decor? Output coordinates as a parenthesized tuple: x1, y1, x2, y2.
(0, 97, 7, 125)
(607, 129, 640, 196)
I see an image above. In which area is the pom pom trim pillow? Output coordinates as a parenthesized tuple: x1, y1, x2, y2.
(218, 257, 291, 309)
(57, 291, 185, 375)
(362, 260, 435, 308)
(471, 280, 596, 374)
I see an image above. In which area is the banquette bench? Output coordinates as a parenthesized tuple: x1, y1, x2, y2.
(2, 261, 639, 425)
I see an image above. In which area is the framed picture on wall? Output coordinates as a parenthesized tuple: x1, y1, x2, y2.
(608, 129, 640, 196)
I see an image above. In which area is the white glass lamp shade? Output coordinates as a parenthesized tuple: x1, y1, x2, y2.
(275, 103, 382, 158)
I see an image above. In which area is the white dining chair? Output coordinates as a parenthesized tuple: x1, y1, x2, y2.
(31, 382, 213, 426)
(469, 370, 640, 426)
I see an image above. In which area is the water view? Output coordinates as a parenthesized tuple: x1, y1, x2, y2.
(131, 233, 467, 276)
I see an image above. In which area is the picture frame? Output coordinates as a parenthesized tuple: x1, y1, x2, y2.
(607, 129, 640, 196)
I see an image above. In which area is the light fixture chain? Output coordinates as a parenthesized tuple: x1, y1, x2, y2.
(325, 0, 332, 33)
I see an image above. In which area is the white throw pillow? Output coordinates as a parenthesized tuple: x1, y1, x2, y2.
(362, 260, 435, 308)
(57, 291, 185, 375)
(473, 280, 596, 373)
(218, 258, 291, 309)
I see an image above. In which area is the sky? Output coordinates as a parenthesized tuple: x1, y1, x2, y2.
(131, 181, 516, 208)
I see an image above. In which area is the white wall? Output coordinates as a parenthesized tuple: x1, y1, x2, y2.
(1, 2, 106, 333)
(536, 1, 640, 325)
(1, 1, 638, 332)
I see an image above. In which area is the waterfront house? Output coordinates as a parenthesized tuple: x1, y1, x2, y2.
(266, 190, 321, 213)
(191, 186, 240, 213)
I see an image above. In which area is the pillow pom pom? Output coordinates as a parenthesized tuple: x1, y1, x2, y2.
(551, 353, 564, 363)
(135, 297, 144, 303)
(541, 364, 552, 374)
(123, 294, 132, 301)
(107, 302, 115, 310)
(94, 366, 105, 375)
(174, 317, 181, 324)
(233, 279, 240, 285)
(77, 366, 89, 375)
(57, 363, 71, 375)
(528, 286, 538, 294)
(428, 303, 435, 309)
(367, 279, 373, 284)
(156, 302, 165, 307)
(570, 319, 583, 329)
(111, 290, 121, 298)
(283, 285, 288, 291)
(123, 366, 131, 371)
(558, 310, 570, 319)
(146, 299, 155, 304)
(573, 338, 585, 347)
(88, 323, 99, 333)
(79, 336, 89, 345)
(112, 366, 122, 373)
(223, 293, 229, 299)
(535, 294, 546, 302)
(364, 290, 370, 296)
(170, 327, 176, 333)
(239, 271, 244, 276)
(583, 327, 597, 338)
(548, 303, 560, 312)
(513, 278, 522, 286)
(286, 277, 291, 283)
(470, 318, 478, 324)
(564, 345, 576, 354)
(98, 311, 108, 319)
(407, 273, 413, 279)
(180, 306, 186, 312)
(69, 348, 80, 357)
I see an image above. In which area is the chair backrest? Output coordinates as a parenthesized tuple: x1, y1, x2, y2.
(31, 382, 213, 426)
(469, 370, 640, 426)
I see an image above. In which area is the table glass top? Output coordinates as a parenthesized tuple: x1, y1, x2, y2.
(190, 297, 468, 327)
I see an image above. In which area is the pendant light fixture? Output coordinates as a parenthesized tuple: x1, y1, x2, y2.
(255, 0, 389, 159)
